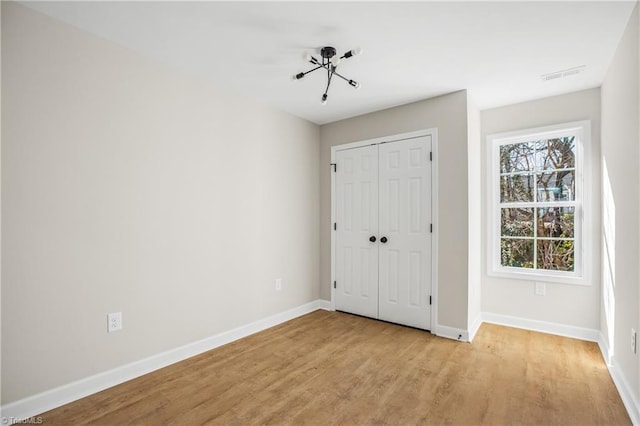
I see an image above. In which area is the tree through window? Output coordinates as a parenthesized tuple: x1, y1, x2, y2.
(488, 121, 589, 282)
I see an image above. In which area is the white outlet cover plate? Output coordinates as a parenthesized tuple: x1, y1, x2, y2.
(108, 312, 123, 332)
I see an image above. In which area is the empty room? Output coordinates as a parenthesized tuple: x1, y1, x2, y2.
(2, 1, 640, 425)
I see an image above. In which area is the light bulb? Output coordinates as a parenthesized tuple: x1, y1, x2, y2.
(303, 52, 313, 62)
(355, 82, 362, 89)
(331, 56, 341, 67)
(321, 94, 328, 105)
(344, 47, 363, 58)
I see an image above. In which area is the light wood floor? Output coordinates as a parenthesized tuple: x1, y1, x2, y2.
(39, 310, 630, 425)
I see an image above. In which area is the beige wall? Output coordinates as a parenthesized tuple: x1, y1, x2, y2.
(601, 3, 640, 404)
(319, 91, 470, 330)
(1, 3, 320, 403)
(481, 89, 602, 329)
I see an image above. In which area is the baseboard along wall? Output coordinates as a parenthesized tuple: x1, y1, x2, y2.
(480, 312, 600, 342)
(597, 335, 640, 426)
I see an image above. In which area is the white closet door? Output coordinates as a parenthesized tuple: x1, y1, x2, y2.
(378, 136, 432, 330)
(334, 145, 379, 319)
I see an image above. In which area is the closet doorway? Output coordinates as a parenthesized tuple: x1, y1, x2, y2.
(330, 131, 436, 330)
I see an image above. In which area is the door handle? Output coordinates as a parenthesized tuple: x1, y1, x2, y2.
(369, 236, 377, 242)
(380, 236, 388, 243)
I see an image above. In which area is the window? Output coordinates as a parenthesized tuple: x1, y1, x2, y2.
(487, 121, 590, 284)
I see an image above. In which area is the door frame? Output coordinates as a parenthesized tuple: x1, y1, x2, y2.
(330, 128, 439, 333)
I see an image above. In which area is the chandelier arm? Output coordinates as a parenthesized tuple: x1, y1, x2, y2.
(301, 65, 324, 76)
(323, 69, 334, 96)
(331, 71, 352, 84)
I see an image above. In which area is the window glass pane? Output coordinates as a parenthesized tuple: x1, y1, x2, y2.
(500, 142, 534, 173)
(537, 240, 575, 271)
(536, 170, 575, 202)
(535, 137, 575, 171)
(501, 208, 534, 237)
(537, 207, 574, 238)
(500, 174, 534, 202)
(501, 238, 534, 268)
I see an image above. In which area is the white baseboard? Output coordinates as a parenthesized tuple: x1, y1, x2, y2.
(1, 299, 329, 423)
(481, 312, 600, 342)
(436, 312, 599, 345)
(607, 362, 640, 426)
(435, 324, 469, 342)
(597, 333, 640, 426)
(597, 332, 613, 365)
(468, 314, 483, 342)
(316, 299, 331, 311)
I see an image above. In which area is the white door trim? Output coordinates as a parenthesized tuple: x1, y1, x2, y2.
(330, 128, 438, 332)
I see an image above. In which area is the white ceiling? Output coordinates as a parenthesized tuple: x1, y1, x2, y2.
(21, 1, 636, 125)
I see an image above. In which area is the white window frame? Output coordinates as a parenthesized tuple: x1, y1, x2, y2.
(487, 120, 591, 285)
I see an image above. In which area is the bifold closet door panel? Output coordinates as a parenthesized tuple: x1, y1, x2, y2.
(378, 136, 432, 330)
(334, 145, 379, 319)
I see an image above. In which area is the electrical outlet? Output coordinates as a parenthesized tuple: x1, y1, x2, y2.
(535, 282, 546, 296)
(275, 278, 282, 291)
(107, 312, 123, 332)
(632, 329, 637, 354)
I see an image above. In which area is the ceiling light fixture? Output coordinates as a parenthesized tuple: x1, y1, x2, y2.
(292, 46, 362, 105)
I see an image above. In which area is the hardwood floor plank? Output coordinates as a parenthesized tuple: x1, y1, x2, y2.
(37, 310, 631, 425)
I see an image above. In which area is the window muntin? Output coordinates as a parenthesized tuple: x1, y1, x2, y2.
(488, 122, 589, 283)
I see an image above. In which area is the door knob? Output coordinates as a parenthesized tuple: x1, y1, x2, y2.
(380, 236, 388, 243)
(369, 236, 377, 242)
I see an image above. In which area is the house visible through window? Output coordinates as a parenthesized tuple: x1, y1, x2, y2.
(487, 121, 590, 284)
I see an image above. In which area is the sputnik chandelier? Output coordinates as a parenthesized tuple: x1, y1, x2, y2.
(292, 46, 362, 105)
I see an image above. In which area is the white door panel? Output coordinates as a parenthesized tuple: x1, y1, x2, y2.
(335, 145, 379, 319)
(378, 136, 432, 330)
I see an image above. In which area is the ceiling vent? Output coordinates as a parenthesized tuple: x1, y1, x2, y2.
(541, 66, 585, 82)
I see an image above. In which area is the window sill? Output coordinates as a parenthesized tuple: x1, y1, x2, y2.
(488, 268, 589, 286)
